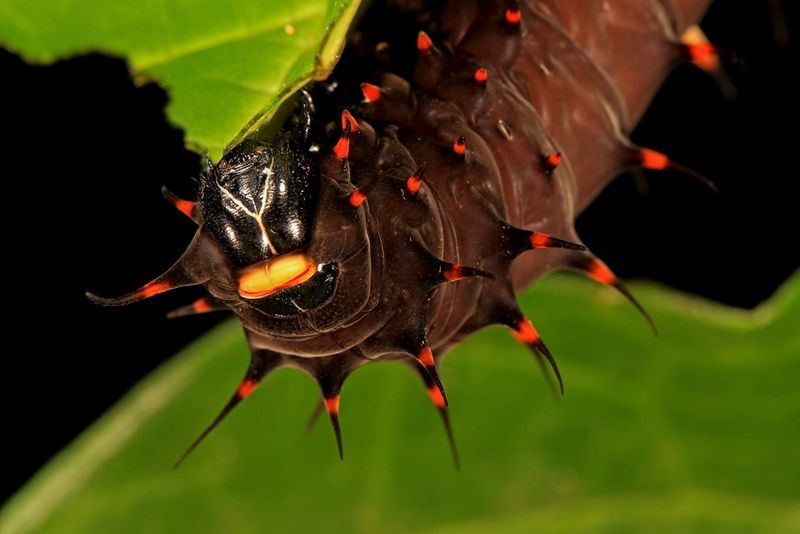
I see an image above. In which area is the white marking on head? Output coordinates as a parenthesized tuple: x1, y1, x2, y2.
(216, 176, 278, 256)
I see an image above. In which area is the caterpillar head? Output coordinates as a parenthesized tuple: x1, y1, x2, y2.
(89, 91, 375, 346)
(201, 93, 375, 338)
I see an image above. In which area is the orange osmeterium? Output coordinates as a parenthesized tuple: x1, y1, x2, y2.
(238, 253, 317, 299)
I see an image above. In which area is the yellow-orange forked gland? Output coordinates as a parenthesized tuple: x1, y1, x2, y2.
(238, 253, 317, 299)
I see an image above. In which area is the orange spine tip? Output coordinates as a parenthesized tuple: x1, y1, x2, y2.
(333, 136, 350, 160)
(474, 67, 488, 84)
(324, 395, 340, 415)
(586, 259, 616, 286)
(427, 385, 446, 409)
(417, 31, 433, 53)
(349, 189, 366, 207)
(544, 151, 561, 171)
(512, 318, 540, 344)
(237, 379, 259, 399)
(453, 136, 466, 156)
(530, 232, 552, 249)
(340, 110, 359, 133)
(361, 82, 382, 103)
(141, 281, 171, 298)
(639, 148, 670, 170)
(192, 298, 212, 314)
(505, 7, 521, 25)
(174, 199, 196, 218)
(685, 43, 719, 72)
(406, 175, 421, 194)
(443, 264, 464, 281)
(418, 346, 435, 367)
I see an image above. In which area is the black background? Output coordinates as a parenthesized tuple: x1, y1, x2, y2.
(1, 1, 798, 502)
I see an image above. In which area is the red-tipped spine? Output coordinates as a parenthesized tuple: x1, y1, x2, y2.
(348, 188, 367, 207)
(406, 175, 422, 194)
(162, 186, 199, 222)
(528, 231, 585, 251)
(573, 256, 657, 335)
(139, 281, 170, 299)
(632, 146, 718, 191)
(412, 361, 460, 469)
(333, 136, 350, 160)
(361, 82, 382, 103)
(511, 317, 540, 345)
(438, 261, 492, 283)
(167, 296, 223, 319)
(324, 395, 340, 416)
(192, 297, 213, 314)
(324, 394, 344, 460)
(584, 258, 616, 286)
(683, 42, 720, 72)
(505, 1, 521, 25)
(509, 317, 564, 395)
(333, 115, 353, 160)
(406, 163, 426, 195)
(543, 151, 561, 173)
(173, 355, 281, 468)
(340, 109, 359, 133)
(638, 148, 670, 170)
(417, 31, 433, 54)
(427, 384, 446, 409)
(417, 346, 447, 407)
(453, 136, 466, 156)
(237, 379, 259, 399)
(442, 264, 465, 281)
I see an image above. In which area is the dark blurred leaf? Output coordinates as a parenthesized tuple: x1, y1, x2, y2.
(2, 273, 798, 533)
(0, 0, 360, 160)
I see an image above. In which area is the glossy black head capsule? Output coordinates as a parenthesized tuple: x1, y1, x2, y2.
(197, 92, 344, 317)
(199, 93, 318, 267)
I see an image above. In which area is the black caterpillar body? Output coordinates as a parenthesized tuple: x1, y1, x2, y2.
(88, 0, 715, 465)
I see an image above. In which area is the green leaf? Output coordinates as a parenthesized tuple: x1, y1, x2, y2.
(0, 0, 361, 161)
(2, 272, 798, 533)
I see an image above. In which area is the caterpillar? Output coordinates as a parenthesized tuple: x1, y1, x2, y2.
(88, 0, 718, 466)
